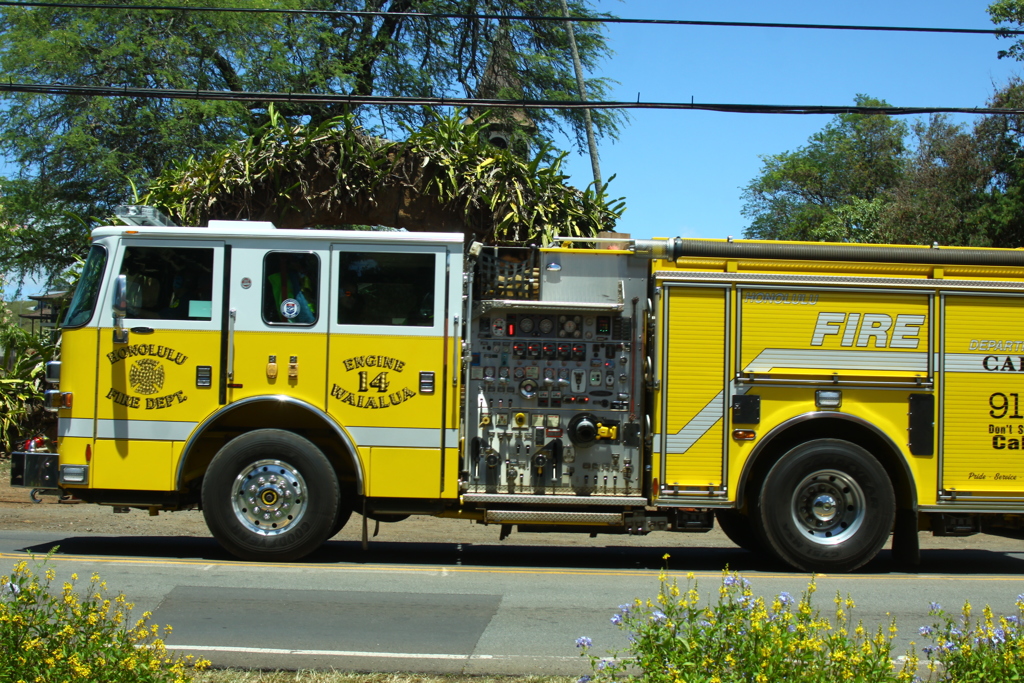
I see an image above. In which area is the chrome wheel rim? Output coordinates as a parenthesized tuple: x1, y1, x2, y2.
(790, 469, 865, 546)
(231, 459, 307, 536)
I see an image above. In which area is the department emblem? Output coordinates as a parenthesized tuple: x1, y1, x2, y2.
(281, 298, 300, 319)
(129, 358, 164, 395)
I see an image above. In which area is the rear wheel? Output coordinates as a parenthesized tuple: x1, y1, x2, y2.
(202, 429, 339, 561)
(759, 439, 894, 573)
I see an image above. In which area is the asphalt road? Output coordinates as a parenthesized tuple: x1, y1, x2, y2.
(2, 529, 1024, 674)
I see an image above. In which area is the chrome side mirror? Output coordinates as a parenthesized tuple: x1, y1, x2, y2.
(112, 273, 128, 343)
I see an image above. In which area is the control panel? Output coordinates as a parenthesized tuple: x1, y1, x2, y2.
(465, 309, 644, 497)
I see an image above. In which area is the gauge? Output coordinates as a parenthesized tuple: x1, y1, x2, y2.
(491, 317, 506, 337)
(538, 317, 554, 335)
(513, 366, 526, 379)
(498, 367, 510, 379)
(563, 319, 578, 334)
(483, 366, 496, 378)
(519, 316, 535, 335)
(519, 379, 538, 399)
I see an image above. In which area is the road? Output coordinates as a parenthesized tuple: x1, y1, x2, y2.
(2, 527, 1024, 674)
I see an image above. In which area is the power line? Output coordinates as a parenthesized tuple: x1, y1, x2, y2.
(0, 0, 1020, 37)
(2, 81, 1021, 116)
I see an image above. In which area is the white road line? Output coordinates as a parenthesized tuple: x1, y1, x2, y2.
(167, 645, 577, 661)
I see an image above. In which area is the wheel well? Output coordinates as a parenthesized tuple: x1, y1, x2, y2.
(736, 415, 915, 515)
(176, 398, 363, 504)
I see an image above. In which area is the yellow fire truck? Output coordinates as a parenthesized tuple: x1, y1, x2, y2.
(13, 206, 1024, 572)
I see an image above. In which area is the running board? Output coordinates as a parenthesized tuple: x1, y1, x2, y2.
(484, 510, 622, 525)
(465, 493, 645, 506)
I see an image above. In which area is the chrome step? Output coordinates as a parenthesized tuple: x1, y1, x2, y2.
(484, 509, 623, 525)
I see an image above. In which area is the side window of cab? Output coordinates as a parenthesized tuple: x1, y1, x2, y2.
(337, 252, 434, 326)
(119, 246, 214, 320)
(263, 251, 320, 325)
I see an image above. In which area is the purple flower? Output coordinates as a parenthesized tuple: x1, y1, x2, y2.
(652, 610, 667, 622)
(575, 636, 592, 649)
(919, 626, 932, 637)
(723, 576, 740, 587)
(1, 582, 19, 601)
(611, 614, 622, 625)
(777, 592, 792, 606)
(578, 677, 591, 683)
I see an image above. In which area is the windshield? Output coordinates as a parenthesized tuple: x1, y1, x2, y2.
(63, 245, 107, 328)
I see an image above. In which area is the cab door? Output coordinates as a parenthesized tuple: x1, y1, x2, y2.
(326, 243, 458, 499)
(96, 239, 224, 491)
(224, 245, 329, 409)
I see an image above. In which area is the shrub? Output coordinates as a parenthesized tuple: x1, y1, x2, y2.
(0, 302, 55, 451)
(918, 596, 1024, 681)
(576, 563, 917, 683)
(0, 556, 209, 682)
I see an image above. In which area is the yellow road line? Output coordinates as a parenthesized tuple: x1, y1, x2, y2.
(1, 551, 1022, 582)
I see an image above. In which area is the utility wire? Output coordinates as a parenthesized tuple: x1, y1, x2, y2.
(0, 0, 1020, 36)
(2, 81, 1022, 116)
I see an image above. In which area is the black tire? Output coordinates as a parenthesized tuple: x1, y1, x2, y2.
(759, 439, 894, 573)
(715, 509, 765, 552)
(202, 429, 340, 561)
(329, 504, 353, 538)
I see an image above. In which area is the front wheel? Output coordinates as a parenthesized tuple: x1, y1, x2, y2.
(759, 439, 894, 573)
(715, 509, 765, 553)
(202, 429, 340, 561)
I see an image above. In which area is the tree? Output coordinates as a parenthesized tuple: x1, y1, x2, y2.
(0, 0, 622, 283)
(741, 95, 907, 242)
(990, 0, 1024, 59)
(143, 107, 624, 244)
(880, 116, 994, 247)
(969, 77, 1024, 247)
(740, 81, 1024, 248)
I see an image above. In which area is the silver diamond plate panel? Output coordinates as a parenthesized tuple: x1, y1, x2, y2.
(484, 510, 623, 524)
(464, 493, 646, 506)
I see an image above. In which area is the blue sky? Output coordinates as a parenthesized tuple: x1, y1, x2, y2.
(560, 0, 1022, 241)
